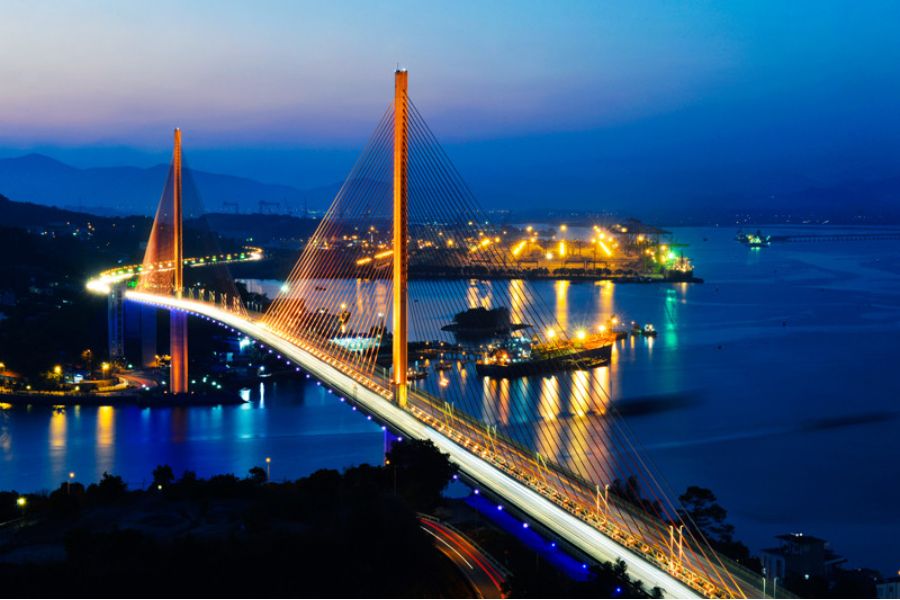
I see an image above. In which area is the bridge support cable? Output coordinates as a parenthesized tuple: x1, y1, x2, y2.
(402, 100, 746, 597)
(262, 107, 397, 381)
(256, 71, 746, 598)
(135, 128, 252, 395)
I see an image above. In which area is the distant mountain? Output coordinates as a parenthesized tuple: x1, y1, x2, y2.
(0, 153, 336, 217)
(774, 177, 900, 219)
(650, 175, 900, 225)
(0, 192, 108, 228)
(0, 193, 319, 251)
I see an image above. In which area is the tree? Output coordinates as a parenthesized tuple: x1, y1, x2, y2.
(385, 439, 456, 510)
(152, 465, 175, 490)
(248, 466, 267, 484)
(87, 471, 127, 502)
(678, 486, 751, 563)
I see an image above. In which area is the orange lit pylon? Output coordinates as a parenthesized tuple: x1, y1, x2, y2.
(392, 70, 409, 408)
(172, 128, 184, 297)
(170, 127, 188, 395)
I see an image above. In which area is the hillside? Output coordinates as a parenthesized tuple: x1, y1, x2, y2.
(0, 154, 328, 216)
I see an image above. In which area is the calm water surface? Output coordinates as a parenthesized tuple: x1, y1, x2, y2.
(2, 225, 899, 571)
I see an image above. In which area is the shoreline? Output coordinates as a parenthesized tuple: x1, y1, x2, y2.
(0, 391, 245, 408)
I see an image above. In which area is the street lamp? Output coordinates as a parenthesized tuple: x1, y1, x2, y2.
(265, 457, 271, 481)
(16, 496, 26, 514)
(68, 471, 75, 494)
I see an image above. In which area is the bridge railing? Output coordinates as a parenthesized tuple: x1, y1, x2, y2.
(259, 333, 745, 598)
(397, 381, 740, 598)
(116, 294, 750, 599)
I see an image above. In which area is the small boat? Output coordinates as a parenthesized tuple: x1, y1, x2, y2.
(630, 321, 642, 335)
(642, 324, 657, 337)
(606, 316, 629, 340)
(407, 366, 428, 380)
(433, 361, 453, 372)
(736, 230, 771, 248)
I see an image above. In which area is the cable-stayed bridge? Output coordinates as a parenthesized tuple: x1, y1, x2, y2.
(87, 71, 769, 599)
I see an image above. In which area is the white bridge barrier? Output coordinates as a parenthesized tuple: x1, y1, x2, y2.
(128, 291, 710, 598)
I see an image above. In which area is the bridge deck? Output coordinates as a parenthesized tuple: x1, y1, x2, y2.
(128, 291, 775, 599)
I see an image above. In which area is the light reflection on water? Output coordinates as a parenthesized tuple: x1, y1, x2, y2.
(0, 380, 384, 493)
(1, 227, 899, 570)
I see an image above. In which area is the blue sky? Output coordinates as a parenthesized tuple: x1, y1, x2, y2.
(2, 1, 899, 211)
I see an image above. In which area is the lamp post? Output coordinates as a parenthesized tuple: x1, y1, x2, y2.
(265, 456, 271, 481)
(68, 471, 75, 494)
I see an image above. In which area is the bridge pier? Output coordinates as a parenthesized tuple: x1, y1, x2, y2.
(107, 284, 125, 362)
(170, 310, 188, 393)
(140, 304, 157, 367)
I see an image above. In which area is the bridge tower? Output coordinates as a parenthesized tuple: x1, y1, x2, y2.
(169, 128, 189, 394)
(392, 69, 409, 408)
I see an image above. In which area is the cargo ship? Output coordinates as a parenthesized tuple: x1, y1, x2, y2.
(475, 333, 614, 378)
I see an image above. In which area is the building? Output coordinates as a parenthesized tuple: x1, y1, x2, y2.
(761, 533, 846, 581)
(878, 575, 900, 599)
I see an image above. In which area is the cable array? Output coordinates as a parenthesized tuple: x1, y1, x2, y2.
(260, 95, 746, 597)
(138, 152, 246, 314)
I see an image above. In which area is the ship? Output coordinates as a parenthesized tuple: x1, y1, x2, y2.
(736, 230, 771, 247)
(475, 333, 614, 378)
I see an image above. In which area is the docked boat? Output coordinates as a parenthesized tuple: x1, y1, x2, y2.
(606, 316, 629, 340)
(407, 366, 429, 380)
(433, 361, 453, 372)
(642, 324, 657, 337)
(476, 333, 614, 378)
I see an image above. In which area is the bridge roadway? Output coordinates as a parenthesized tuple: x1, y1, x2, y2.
(129, 291, 765, 599)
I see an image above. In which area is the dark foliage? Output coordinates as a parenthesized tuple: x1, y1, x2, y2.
(0, 442, 465, 597)
(678, 486, 755, 567)
(385, 438, 457, 510)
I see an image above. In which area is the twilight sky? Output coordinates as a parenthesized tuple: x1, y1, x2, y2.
(2, 0, 899, 213)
